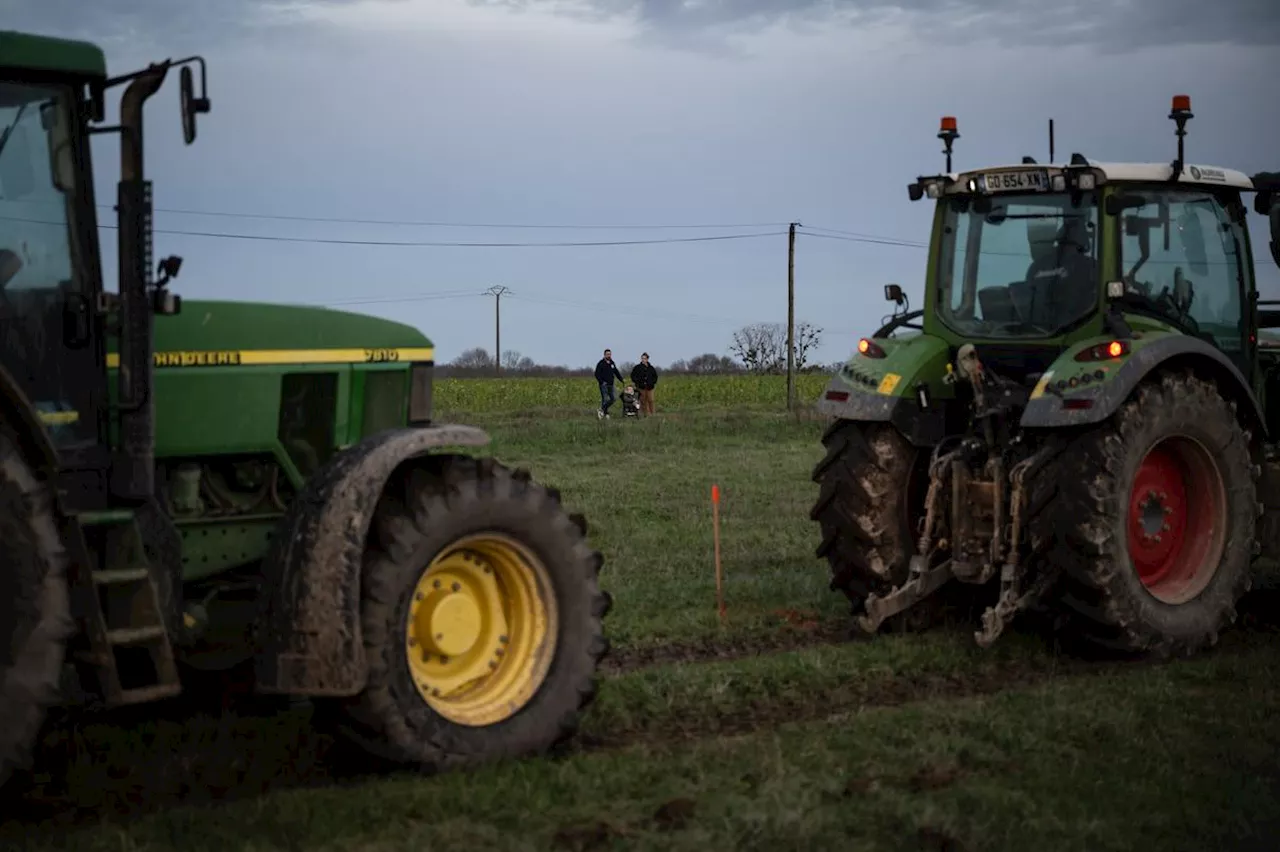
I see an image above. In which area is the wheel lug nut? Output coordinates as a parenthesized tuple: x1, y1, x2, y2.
(414, 592, 423, 601)
(499, 635, 508, 643)
(433, 580, 441, 589)
(408, 637, 417, 646)
(452, 582, 461, 592)
(440, 655, 450, 664)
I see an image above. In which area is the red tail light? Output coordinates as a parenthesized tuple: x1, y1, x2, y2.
(1074, 340, 1129, 362)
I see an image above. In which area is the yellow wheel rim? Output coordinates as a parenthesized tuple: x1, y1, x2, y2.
(404, 533, 558, 727)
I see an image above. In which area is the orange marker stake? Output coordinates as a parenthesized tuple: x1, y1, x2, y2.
(712, 484, 725, 625)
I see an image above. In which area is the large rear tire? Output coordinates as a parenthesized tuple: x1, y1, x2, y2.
(810, 420, 926, 615)
(0, 428, 72, 791)
(325, 454, 610, 770)
(1031, 372, 1255, 657)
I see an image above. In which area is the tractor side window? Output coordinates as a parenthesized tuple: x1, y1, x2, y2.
(1119, 189, 1245, 355)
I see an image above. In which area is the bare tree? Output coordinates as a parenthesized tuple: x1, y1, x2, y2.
(686, 353, 739, 374)
(451, 347, 493, 370)
(501, 350, 535, 372)
(729, 322, 823, 374)
(793, 321, 823, 371)
(730, 323, 786, 373)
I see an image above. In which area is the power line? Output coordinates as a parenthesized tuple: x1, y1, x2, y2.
(110, 223, 791, 248)
(798, 230, 927, 249)
(508, 292, 745, 327)
(112, 204, 788, 230)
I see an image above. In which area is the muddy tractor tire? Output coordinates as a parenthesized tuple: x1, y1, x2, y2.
(0, 428, 72, 791)
(811, 420, 927, 615)
(1031, 372, 1255, 657)
(327, 454, 610, 771)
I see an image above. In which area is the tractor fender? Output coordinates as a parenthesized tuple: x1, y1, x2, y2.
(253, 424, 491, 696)
(815, 333, 951, 446)
(1020, 334, 1267, 439)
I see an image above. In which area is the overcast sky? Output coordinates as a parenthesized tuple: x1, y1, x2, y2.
(8, 0, 1280, 367)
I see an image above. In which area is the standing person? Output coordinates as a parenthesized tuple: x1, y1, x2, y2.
(594, 348, 624, 419)
(630, 352, 658, 416)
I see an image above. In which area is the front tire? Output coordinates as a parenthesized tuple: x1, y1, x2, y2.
(1033, 372, 1254, 657)
(0, 428, 72, 791)
(327, 454, 610, 770)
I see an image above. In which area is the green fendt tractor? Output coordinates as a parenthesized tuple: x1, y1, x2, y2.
(812, 97, 1280, 657)
(0, 31, 610, 790)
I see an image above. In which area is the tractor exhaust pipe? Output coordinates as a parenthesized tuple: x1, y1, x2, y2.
(111, 65, 168, 502)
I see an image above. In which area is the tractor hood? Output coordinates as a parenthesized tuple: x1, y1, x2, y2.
(106, 300, 434, 364)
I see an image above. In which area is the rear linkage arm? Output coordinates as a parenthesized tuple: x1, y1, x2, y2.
(857, 444, 959, 634)
(973, 439, 1063, 647)
(858, 342, 1065, 641)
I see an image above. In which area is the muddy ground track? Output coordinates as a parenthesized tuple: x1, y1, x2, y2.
(7, 588, 1280, 836)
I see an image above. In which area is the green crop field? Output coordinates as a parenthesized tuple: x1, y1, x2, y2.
(434, 373, 831, 413)
(7, 400, 1280, 852)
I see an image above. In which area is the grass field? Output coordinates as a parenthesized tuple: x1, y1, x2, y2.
(6, 387, 1280, 851)
(434, 373, 831, 413)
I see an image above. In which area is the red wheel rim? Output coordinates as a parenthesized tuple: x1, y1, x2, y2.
(1126, 437, 1226, 604)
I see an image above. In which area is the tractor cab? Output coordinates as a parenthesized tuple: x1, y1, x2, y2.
(0, 32, 210, 510)
(893, 98, 1277, 388)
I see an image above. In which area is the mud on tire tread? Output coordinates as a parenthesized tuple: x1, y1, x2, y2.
(1028, 371, 1255, 658)
(0, 428, 72, 791)
(327, 454, 610, 771)
(810, 420, 920, 610)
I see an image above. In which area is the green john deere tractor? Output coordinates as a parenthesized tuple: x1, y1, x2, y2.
(812, 96, 1280, 657)
(0, 31, 610, 791)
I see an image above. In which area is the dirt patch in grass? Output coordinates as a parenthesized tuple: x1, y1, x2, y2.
(601, 615, 852, 674)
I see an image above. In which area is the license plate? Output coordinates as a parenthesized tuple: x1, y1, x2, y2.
(983, 170, 1048, 192)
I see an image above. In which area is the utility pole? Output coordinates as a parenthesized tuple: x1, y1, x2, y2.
(485, 285, 510, 376)
(786, 222, 800, 411)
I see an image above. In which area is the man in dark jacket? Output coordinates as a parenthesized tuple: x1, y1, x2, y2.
(594, 348, 624, 419)
(630, 352, 658, 416)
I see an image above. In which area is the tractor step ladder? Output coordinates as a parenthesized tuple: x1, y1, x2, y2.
(69, 513, 183, 706)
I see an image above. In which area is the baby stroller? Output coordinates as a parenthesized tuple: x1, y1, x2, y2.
(620, 385, 640, 418)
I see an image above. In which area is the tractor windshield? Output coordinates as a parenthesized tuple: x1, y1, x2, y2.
(936, 191, 1100, 338)
(0, 82, 79, 294)
(0, 81, 97, 444)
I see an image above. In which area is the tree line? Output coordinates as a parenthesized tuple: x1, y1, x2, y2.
(439, 321, 841, 378)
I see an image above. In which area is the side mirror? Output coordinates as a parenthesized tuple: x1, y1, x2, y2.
(884, 283, 905, 305)
(179, 65, 211, 145)
(1269, 201, 1280, 270)
(1105, 193, 1147, 216)
(0, 125, 37, 199)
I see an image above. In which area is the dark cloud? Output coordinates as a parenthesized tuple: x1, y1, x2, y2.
(6, 0, 1277, 54)
(1, 1, 365, 52)
(481, 0, 1280, 49)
